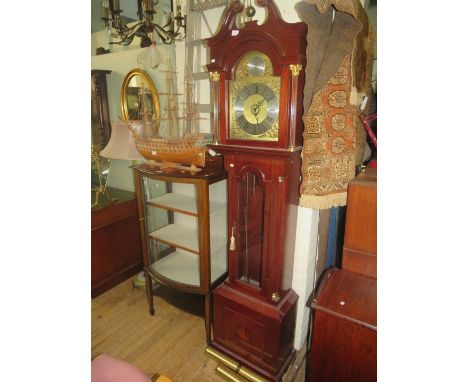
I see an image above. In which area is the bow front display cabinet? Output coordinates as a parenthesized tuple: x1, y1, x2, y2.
(133, 163, 228, 343)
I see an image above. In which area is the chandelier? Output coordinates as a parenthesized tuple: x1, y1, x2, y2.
(102, 0, 186, 47)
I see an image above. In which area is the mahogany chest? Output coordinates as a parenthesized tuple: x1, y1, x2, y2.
(91, 188, 142, 297)
(307, 268, 377, 382)
(341, 168, 377, 278)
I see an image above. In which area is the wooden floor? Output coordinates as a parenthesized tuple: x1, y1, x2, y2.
(91, 276, 224, 382)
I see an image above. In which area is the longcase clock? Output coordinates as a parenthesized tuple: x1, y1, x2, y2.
(205, 1, 307, 381)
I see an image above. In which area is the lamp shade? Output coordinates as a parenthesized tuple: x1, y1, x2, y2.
(100, 120, 144, 160)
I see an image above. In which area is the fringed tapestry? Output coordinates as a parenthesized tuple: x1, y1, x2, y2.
(297, 0, 374, 209)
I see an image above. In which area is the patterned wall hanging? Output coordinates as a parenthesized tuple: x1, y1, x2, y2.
(297, 0, 375, 209)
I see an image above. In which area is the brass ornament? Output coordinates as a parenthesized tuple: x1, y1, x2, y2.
(210, 71, 220, 82)
(271, 292, 280, 302)
(289, 64, 302, 77)
(245, 5, 256, 18)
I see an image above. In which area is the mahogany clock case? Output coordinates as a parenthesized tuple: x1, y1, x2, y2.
(205, 1, 308, 381)
(211, 147, 302, 382)
(205, 0, 307, 151)
(213, 284, 298, 381)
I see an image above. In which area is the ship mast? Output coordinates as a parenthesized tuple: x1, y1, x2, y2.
(184, 75, 197, 135)
(139, 87, 150, 140)
(159, 57, 182, 139)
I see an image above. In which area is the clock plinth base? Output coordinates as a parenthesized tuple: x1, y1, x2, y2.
(211, 284, 298, 381)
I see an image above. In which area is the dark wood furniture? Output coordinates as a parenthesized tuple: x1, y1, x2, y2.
(307, 168, 377, 382)
(133, 163, 228, 344)
(342, 167, 377, 278)
(205, 1, 307, 381)
(91, 187, 143, 298)
(307, 268, 377, 382)
(91, 70, 112, 151)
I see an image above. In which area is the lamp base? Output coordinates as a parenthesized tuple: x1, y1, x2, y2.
(92, 186, 112, 208)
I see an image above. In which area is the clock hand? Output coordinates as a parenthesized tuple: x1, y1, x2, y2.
(251, 99, 265, 123)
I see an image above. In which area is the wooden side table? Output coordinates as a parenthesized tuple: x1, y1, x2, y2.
(91, 188, 143, 298)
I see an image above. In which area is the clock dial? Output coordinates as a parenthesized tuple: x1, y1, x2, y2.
(246, 55, 266, 77)
(232, 82, 279, 137)
(236, 51, 273, 80)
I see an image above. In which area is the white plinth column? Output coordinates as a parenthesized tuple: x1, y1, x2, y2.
(291, 206, 320, 350)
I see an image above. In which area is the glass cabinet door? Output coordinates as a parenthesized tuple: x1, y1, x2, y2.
(143, 177, 201, 287)
(140, 175, 227, 288)
(235, 170, 266, 289)
(207, 180, 228, 285)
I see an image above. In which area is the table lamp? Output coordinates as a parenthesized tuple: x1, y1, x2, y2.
(93, 120, 144, 207)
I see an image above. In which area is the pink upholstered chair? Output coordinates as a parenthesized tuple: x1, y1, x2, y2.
(91, 353, 153, 382)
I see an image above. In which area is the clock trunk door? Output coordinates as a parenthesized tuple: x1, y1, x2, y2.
(230, 167, 270, 297)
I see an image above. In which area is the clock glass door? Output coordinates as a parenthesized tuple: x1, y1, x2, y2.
(236, 171, 265, 288)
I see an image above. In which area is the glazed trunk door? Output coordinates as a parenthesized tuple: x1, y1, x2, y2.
(229, 166, 271, 298)
(237, 171, 264, 287)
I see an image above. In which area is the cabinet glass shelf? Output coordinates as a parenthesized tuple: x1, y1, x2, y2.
(149, 223, 227, 255)
(147, 193, 226, 217)
(150, 247, 227, 286)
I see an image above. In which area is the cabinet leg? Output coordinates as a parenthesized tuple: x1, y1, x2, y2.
(145, 271, 155, 316)
(204, 293, 212, 345)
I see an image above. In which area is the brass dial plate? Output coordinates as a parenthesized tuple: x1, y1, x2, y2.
(229, 77, 280, 140)
(235, 51, 273, 81)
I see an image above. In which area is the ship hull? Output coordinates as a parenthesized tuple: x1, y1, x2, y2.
(136, 143, 206, 167)
(134, 133, 209, 167)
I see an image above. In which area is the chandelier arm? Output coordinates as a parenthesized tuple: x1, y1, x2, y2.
(110, 30, 137, 45)
(151, 24, 174, 44)
(111, 20, 150, 45)
(104, 4, 186, 46)
(116, 22, 141, 36)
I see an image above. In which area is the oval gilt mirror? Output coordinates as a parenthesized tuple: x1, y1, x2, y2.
(120, 69, 160, 124)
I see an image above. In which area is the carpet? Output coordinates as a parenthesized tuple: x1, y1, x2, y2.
(296, 0, 375, 209)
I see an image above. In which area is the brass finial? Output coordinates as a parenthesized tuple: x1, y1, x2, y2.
(210, 71, 220, 82)
(289, 64, 302, 77)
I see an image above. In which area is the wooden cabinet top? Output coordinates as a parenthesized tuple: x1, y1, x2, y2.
(353, 167, 377, 187)
(91, 187, 136, 211)
(133, 163, 226, 183)
(311, 268, 377, 329)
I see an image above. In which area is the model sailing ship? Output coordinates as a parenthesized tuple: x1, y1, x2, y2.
(127, 59, 213, 171)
